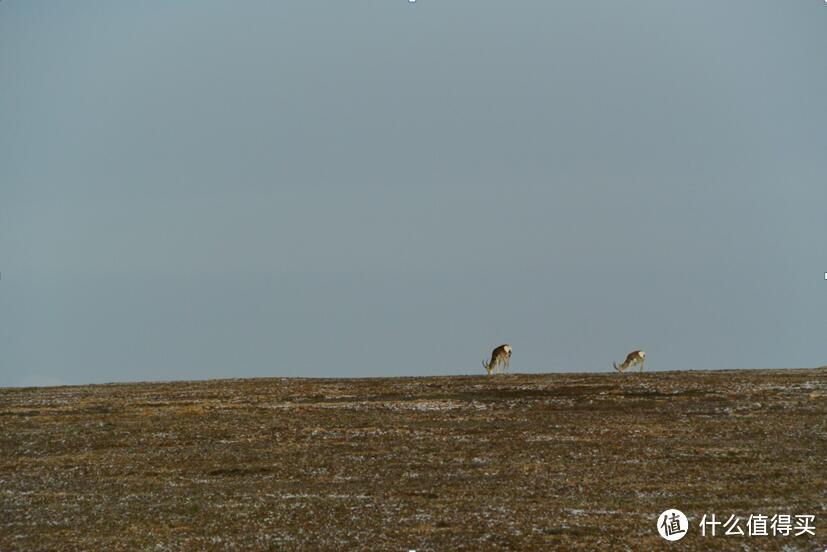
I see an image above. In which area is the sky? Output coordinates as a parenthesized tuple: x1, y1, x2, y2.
(1, 1, 826, 387)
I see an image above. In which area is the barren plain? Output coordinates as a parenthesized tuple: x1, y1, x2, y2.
(1, 368, 826, 551)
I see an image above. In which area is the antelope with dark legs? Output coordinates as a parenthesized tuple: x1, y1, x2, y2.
(483, 344, 512, 376)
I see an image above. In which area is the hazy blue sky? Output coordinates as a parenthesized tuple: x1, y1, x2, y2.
(2, 1, 826, 387)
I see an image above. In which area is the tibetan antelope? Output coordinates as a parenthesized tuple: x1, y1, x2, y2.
(483, 344, 512, 375)
(613, 350, 646, 373)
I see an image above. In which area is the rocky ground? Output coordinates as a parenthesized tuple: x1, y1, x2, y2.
(1, 368, 826, 551)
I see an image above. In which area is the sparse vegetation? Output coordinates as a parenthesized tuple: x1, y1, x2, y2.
(1, 369, 825, 550)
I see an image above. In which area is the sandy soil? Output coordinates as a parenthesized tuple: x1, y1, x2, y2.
(1, 368, 825, 551)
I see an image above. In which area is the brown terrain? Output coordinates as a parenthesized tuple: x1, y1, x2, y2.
(1, 368, 826, 551)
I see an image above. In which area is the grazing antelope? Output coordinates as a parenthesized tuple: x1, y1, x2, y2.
(483, 344, 512, 375)
(613, 350, 646, 373)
